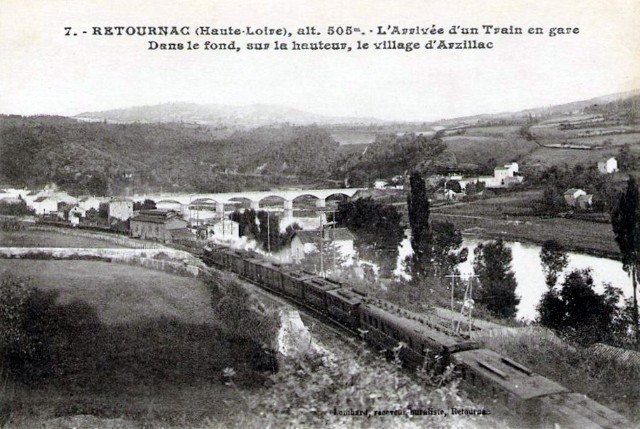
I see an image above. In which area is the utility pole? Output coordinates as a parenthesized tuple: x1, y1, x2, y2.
(445, 274, 459, 330)
(446, 273, 478, 337)
(267, 210, 270, 253)
(319, 214, 324, 277)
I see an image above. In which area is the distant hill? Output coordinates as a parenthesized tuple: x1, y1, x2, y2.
(0, 116, 342, 195)
(432, 89, 640, 126)
(2, 89, 638, 195)
(76, 103, 382, 127)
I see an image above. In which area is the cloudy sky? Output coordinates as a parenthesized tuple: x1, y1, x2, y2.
(1, 0, 638, 121)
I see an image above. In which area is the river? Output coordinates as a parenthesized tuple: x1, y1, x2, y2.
(395, 234, 634, 321)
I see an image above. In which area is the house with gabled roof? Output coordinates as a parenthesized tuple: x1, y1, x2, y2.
(130, 209, 189, 242)
(30, 196, 58, 215)
(597, 157, 618, 174)
(564, 188, 587, 207)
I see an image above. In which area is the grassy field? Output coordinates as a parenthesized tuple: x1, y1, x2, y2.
(0, 260, 257, 428)
(431, 193, 620, 257)
(521, 146, 622, 167)
(0, 230, 129, 248)
(443, 125, 539, 166)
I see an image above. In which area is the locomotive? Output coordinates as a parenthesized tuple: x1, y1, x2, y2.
(200, 244, 631, 429)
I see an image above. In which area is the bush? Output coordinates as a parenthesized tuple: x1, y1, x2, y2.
(0, 218, 24, 231)
(222, 342, 509, 429)
(0, 275, 34, 366)
(208, 274, 279, 346)
(0, 276, 62, 381)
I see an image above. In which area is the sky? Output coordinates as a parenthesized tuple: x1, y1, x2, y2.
(1, 0, 639, 122)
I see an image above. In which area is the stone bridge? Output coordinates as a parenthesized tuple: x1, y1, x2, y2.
(132, 188, 365, 219)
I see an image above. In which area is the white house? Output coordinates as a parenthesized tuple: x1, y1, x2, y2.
(575, 194, 593, 210)
(68, 205, 86, 219)
(461, 162, 523, 189)
(435, 188, 462, 201)
(290, 228, 355, 263)
(597, 157, 618, 174)
(0, 188, 28, 200)
(564, 188, 587, 207)
(30, 197, 58, 215)
(50, 191, 77, 205)
(78, 196, 104, 212)
(373, 180, 388, 190)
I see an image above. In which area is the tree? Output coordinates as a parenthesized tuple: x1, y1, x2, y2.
(231, 209, 259, 238)
(407, 171, 431, 279)
(298, 240, 347, 275)
(617, 144, 637, 172)
(538, 185, 564, 214)
(336, 197, 404, 277)
(257, 210, 281, 252)
(473, 239, 519, 319)
(431, 220, 468, 277)
(611, 177, 640, 345)
(133, 199, 156, 211)
(537, 269, 624, 345)
(539, 239, 569, 289)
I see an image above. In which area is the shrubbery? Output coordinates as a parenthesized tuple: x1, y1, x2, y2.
(0, 275, 69, 381)
(208, 273, 279, 348)
(222, 341, 508, 429)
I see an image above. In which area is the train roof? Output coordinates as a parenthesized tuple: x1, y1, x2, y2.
(304, 277, 342, 292)
(362, 302, 467, 350)
(366, 298, 464, 337)
(203, 244, 226, 251)
(254, 259, 287, 270)
(326, 288, 364, 305)
(285, 270, 319, 281)
(540, 393, 631, 429)
(453, 349, 568, 400)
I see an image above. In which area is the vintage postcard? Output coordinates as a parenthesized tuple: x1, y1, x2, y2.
(0, 0, 638, 428)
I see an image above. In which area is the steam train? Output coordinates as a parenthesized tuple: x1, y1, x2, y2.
(200, 244, 631, 429)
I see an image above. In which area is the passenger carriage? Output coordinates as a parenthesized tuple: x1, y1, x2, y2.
(360, 300, 478, 368)
(453, 348, 568, 424)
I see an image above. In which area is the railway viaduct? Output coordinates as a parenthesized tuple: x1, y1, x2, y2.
(131, 188, 365, 219)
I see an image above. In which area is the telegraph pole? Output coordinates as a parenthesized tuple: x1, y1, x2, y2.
(445, 274, 459, 330)
(319, 214, 324, 276)
(446, 273, 478, 337)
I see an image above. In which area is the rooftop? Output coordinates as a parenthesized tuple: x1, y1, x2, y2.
(132, 209, 183, 224)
